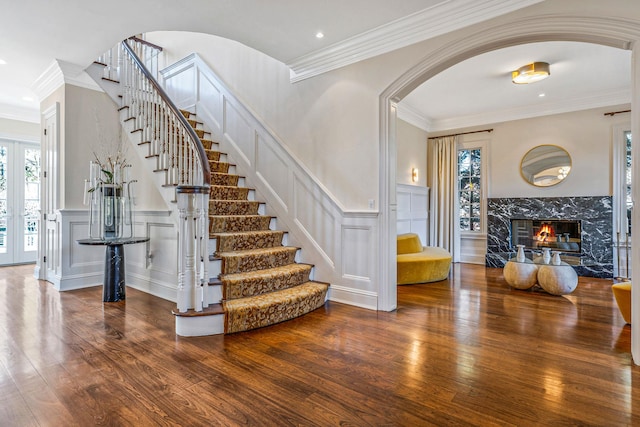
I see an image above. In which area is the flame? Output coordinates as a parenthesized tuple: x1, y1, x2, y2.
(535, 224, 555, 241)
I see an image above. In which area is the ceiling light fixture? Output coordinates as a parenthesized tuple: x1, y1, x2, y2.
(512, 62, 550, 84)
(315, 31, 324, 39)
(0, 59, 6, 65)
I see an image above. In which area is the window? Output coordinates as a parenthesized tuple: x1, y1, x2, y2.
(625, 131, 632, 235)
(458, 148, 482, 232)
(613, 124, 631, 278)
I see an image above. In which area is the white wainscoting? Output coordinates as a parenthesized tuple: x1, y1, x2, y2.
(459, 232, 487, 265)
(161, 54, 380, 310)
(46, 209, 178, 302)
(396, 184, 429, 245)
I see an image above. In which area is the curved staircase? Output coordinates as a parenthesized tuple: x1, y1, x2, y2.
(176, 110, 329, 334)
(87, 39, 329, 336)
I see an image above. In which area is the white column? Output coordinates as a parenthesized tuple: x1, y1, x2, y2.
(631, 45, 640, 365)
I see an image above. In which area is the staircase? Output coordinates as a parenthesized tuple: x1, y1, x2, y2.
(87, 37, 329, 336)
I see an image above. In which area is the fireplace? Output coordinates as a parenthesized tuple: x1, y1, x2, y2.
(511, 219, 581, 254)
(486, 196, 613, 278)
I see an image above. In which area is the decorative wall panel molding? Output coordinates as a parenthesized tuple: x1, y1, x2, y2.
(162, 54, 380, 309)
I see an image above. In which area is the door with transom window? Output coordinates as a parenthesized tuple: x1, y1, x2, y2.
(0, 140, 40, 265)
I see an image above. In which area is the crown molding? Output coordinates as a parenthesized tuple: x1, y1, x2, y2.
(0, 103, 40, 123)
(287, 0, 543, 82)
(428, 88, 632, 132)
(397, 103, 431, 131)
(32, 59, 102, 102)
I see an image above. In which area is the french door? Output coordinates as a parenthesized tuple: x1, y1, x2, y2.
(0, 140, 40, 265)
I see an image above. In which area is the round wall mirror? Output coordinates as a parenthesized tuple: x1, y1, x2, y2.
(520, 145, 572, 187)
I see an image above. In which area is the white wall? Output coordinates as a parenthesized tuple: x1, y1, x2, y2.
(62, 85, 167, 210)
(486, 106, 630, 198)
(0, 117, 40, 141)
(428, 105, 630, 199)
(396, 119, 427, 186)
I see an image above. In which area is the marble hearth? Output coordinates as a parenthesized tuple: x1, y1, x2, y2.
(486, 196, 613, 278)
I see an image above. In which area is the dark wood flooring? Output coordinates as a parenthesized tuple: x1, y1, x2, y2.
(1, 263, 638, 426)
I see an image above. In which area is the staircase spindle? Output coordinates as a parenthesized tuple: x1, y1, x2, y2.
(113, 37, 210, 311)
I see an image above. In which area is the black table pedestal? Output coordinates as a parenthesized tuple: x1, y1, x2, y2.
(103, 244, 126, 302)
(77, 237, 150, 303)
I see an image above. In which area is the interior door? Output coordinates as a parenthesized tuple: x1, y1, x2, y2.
(42, 103, 59, 281)
(0, 140, 40, 265)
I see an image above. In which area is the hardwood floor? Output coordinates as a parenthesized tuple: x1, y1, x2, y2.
(1, 263, 638, 426)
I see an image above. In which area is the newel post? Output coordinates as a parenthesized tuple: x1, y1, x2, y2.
(176, 185, 210, 312)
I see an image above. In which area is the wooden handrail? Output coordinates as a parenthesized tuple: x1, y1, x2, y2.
(127, 36, 164, 52)
(121, 39, 211, 186)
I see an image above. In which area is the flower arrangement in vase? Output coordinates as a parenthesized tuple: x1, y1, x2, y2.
(83, 121, 136, 240)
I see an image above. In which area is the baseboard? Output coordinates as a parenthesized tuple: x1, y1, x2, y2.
(328, 284, 378, 310)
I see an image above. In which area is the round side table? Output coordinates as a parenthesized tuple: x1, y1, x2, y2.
(77, 237, 150, 302)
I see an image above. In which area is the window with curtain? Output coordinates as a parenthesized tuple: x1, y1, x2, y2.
(457, 148, 482, 232)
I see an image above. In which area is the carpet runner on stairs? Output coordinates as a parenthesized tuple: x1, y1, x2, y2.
(180, 110, 329, 334)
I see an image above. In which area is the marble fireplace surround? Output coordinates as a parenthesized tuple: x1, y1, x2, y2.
(486, 196, 613, 278)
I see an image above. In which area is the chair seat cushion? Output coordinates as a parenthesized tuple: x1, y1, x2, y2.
(397, 246, 452, 285)
(612, 282, 631, 324)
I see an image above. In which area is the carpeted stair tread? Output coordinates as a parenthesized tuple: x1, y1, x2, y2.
(209, 215, 272, 233)
(205, 149, 221, 162)
(218, 246, 299, 274)
(221, 263, 313, 299)
(209, 160, 230, 173)
(214, 230, 285, 252)
(209, 200, 261, 216)
(223, 281, 329, 333)
(211, 173, 240, 186)
(210, 185, 250, 201)
(201, 139, 216, 150)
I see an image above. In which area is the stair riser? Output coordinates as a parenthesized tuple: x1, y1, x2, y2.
(215, 231, 284, 253)
(223, 283, 329, 334)
(209, 216, 274, 234)
(222, 267, 312, 299)
(210, 186, 251, 201)
(221, 249, 298, 275)
(209, 201, 262, 216)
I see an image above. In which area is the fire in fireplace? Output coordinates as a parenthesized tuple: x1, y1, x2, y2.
(511, 219, 581, 253)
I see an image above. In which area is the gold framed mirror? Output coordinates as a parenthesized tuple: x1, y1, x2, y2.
(520, 145, 571, 187)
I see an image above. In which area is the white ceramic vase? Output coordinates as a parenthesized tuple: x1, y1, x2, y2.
(516, 244, 526, 262)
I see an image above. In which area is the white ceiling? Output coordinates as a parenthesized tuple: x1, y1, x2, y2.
(3, 0, 624, 131)
(399, 41, 632, 132)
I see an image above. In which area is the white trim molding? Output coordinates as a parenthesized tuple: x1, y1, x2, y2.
(287, 0, 543, 82)
(46, 209, 178, 301)
(32, 59, 102, 103)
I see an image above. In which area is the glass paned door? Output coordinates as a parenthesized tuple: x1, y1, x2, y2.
(0, 140, 40, 265)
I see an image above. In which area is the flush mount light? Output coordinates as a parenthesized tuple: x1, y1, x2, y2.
(512, 62, 550, 84)
(0, 59, 6, 65)
(315, 31, 324, 39)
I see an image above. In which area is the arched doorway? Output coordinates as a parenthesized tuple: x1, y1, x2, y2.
(378, 14, 640, 363)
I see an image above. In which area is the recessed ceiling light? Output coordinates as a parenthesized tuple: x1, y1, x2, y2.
(22, 96, 34, 102)
(538, 93, 546, 97)
(315, 32, 324, 39)
(0, 59, 6, 65)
